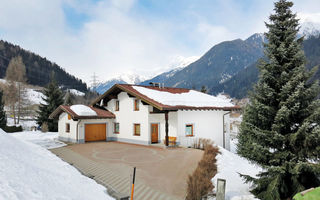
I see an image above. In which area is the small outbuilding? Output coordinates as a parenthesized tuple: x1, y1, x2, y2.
(49, 105, 115, 143)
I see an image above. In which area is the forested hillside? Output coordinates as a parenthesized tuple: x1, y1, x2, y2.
(212, 35, 320, 98)
(0, 40, 87, 92)
(142, 34, 265, 89)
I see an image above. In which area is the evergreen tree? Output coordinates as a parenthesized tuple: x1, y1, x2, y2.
(36, 73, 64, 132)
(237, 0, 320, 199)
(0, 90, 6, 129)
(64, 91, 73, 106)
(200, 85, 208, 93)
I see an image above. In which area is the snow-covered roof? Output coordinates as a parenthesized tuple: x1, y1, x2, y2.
(70, 105, 97, 116)
(49, 105, 115, 119)
(92, 84, 239, 111)
(132, 86, 234, 108)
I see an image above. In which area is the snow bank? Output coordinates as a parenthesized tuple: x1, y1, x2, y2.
(70, 104, 97, 116)
(0, 129, 113, 200)
(213, 146, 262, 200)
(133, 86, 234, 107)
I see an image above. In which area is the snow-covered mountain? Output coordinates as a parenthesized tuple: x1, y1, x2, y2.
(139, 56, 200, 86)
(94, 73, 147, 94)
(300, 21, 320, 38)
(94, 56, 199, 94)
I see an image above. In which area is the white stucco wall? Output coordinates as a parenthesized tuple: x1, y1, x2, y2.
(177, 110, 230, 150)
(58, 112, 78, 142)
(148, 111, 178, 143)
(105, 92, 150, 145)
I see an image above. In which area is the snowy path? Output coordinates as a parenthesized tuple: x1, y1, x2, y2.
(0, 130, 114, 200)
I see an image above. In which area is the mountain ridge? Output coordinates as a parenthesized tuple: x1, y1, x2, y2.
(0, 40, 88, 92)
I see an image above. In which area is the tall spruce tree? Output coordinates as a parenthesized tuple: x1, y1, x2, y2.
(0, 90, 6, 129)
(36, 73, 64, 132)
(237, 0, 320, 199)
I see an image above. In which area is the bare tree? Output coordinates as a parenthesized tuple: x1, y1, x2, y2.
(5, 56, 28, 124)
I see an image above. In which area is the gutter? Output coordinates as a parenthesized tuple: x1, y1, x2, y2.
(223, 111, 231, 148)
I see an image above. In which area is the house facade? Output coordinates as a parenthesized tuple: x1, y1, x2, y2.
(50, 84, 239, 150)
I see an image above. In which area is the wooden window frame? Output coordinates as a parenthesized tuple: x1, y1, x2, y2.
(66, 123, 70, 133)
(114, 123, 120, 134)
(185, 124, 194, 137)
(133, 124, 141, 136)
(134, 99, 139, 111)
(115, 100, 119, 111)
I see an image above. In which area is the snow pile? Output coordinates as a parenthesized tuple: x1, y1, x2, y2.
(69, 89, 85, 96)
(0, 129, 113, 200)
(70, 104, 97, 116)
(133, 86, 234, 107)
(11, 131, 66, 149)
(213, 146, 262, 200)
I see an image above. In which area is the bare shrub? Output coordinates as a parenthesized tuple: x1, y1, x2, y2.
(192, 138, 214, 150)
(186, 144, 220, 200)
(41, 122, 48, 133)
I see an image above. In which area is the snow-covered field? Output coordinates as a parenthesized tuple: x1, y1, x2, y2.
(213, 144, 262, 200)
(7, 118, 38, 130)
(0, 130, 114, 200)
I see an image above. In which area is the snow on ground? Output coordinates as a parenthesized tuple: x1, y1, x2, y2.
(69, 89, 85, 96)
(133, 86, 234, 107)
(70, 104, 97, 116)
(0, 129, 114, 200)
(26, 88, 45, 105)
(213, 145, 262, 200)
(11, 131, 66, 149)
(7, 118, 38, 130)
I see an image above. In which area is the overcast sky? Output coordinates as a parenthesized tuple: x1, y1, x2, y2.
(0, 0, 319, 84)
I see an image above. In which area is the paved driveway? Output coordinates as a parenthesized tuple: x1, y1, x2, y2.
(51, 142, 203, 199)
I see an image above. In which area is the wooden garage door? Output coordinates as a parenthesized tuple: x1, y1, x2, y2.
(85, 124, 107, 142)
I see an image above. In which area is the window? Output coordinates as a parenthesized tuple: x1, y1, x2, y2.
(134, 99, 139, 111)
(115, 100, 119, 111)
(185, 124, 193, 136)
(134, 124, 141, 136)
(114, 123, 120, 134)
(66, 123, 70, 133)
(68, 114, 71, 120)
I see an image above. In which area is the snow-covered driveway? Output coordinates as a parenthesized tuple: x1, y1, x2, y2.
(0, 130, 114, 200)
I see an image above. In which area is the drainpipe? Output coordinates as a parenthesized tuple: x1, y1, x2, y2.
(76, 120, 81, 143)
(165, 111, 169, 146)
(223, 111, 231, 148)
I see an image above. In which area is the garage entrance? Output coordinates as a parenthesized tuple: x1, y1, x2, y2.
(85, 124, 107, 142)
